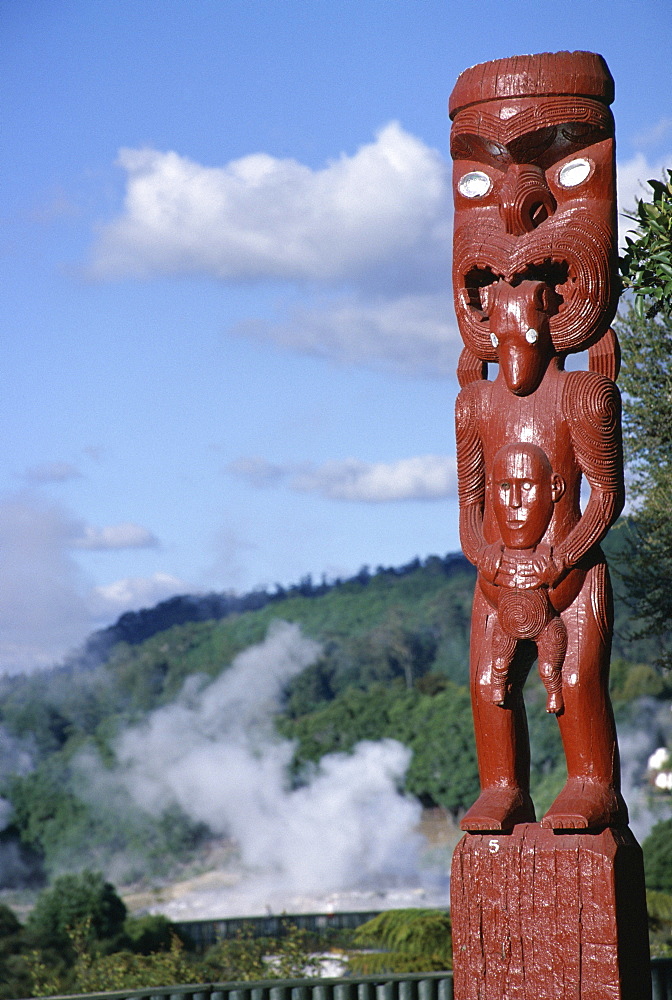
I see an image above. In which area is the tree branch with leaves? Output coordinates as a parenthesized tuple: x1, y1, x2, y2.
(616, 169, 672, 665)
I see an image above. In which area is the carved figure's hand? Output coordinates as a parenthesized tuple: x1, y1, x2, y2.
(477, 542, 504, 583)
(497, 550, 566, 590)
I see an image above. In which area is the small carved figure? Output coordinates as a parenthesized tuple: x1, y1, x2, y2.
(450, 52, 628, 833)
(486, 442, 567, 714)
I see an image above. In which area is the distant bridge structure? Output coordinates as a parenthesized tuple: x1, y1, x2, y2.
(174, 910, 383, 950)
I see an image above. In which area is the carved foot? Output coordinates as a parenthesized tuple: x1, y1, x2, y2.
(460, 786, 536, 832)
(541, 778, 628, 831)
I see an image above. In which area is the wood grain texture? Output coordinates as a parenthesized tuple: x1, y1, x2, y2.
(450, 824, 651, 999)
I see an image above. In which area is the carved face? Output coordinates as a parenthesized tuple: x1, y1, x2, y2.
(491, 443, 564, 549)
(481, 279, 554, 394)
(450, 57, 617, 363)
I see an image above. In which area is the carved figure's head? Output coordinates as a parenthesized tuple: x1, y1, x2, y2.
(490, 441, 564, 549)
(450, 51, 617, 363)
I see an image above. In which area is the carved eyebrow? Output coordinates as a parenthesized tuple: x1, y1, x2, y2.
(451, 100, 612, 164)
(452, 99, 611, 143)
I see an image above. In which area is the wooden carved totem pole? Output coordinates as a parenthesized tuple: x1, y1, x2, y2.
(448, 52, 651, 997)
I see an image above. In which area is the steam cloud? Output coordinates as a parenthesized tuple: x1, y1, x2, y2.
(85, 621, 422, 915)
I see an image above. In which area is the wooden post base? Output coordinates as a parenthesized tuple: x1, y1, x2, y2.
(450, 823, 651, 999)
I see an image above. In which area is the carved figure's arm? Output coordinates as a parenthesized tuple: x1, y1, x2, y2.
(455, 385, 502, 577)
(554, 372, 625, 570)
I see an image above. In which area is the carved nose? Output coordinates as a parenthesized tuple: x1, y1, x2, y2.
(509, 484, 522, 508)
(499, 164, 556, 236)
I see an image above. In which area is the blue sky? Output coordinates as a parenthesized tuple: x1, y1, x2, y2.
(2, 0, 671, 672)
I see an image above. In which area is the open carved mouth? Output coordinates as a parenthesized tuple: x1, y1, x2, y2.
(453, 212, 614, 357)
(463, 260, 570, 314)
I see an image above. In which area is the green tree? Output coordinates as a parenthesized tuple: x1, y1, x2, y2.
(400, 686, 479, 814)
(26, 871, 127, 958)
(122, 914, 175, 955)
(27, 925, 194, 997)
(613, 305, 672, 664)
(643, 818, 672, 893)
(0, 904, 32, 1000)
(620, 169, 672, 318)
(646, 889, 672, 958)
(615, 168, 672, 665)
(349, 909, 452, 973)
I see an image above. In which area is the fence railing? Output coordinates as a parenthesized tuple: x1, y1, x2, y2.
(23, 970, 454, 1000)
(21, 959, 672, 1000)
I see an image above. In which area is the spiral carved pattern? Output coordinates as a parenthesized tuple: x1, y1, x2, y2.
(498, 587, 551, 640)
(539, 614, 568, 668)
(563, 372, 622, 491)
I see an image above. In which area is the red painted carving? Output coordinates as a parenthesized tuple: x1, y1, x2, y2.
(448, 51, 652, 993)
(450, 51, 626, 834)
(487, 441, 567, 714)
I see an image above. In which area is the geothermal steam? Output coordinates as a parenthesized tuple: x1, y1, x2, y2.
(104, 621, 422, 911)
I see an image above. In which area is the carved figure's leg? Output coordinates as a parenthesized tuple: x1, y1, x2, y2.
(542, 562, 628, 830)
(461, 587, 536, 832)
(491, 617, 517, 706)
(536, 614, 567, 715)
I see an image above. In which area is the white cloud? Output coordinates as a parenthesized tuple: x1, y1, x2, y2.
(23, 461, 81, 483)
(229, 454, 457, 502)
(90, 123, 451, 292)
(92, 573, 188, 615)
(617, 152, 672, 247)
(72, 522, 159, 550)
(293, 455, 457, 501)
(234, 291, 460, 376)
(0, 494, 194, 671)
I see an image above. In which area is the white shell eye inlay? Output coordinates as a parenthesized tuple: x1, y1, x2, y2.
(525, 328, 538, 344)
(558, 157, 592, 188)
(458, 171, 492, 198)
(490, 332, 499, 348)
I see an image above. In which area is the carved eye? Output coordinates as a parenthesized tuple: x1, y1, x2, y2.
(490, 332, 499, 348)
(525, 328, 538, 344)
(557, 157, 592, 188)
(458, 171, 493, 198)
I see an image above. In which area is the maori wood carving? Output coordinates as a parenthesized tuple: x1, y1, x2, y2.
(450, 51, 627, 834)
(448, 51, 652, 996)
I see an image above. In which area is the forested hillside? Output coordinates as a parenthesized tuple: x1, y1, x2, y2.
(0, 529, 668, 890)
